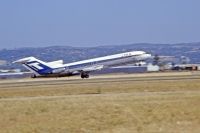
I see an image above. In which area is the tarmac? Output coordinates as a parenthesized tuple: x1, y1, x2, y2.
(0, 71, 199, 88)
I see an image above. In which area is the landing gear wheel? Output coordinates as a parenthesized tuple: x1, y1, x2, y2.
(85, 74, 89, 78)
(81, 72, 89, 79)
(81, 74, 85, 79)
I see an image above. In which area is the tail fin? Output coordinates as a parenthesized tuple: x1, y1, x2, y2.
(13, 57, 53, 76)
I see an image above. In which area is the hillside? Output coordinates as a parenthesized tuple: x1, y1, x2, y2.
(0, 42, 200, 69)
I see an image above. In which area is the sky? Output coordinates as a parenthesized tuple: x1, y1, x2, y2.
(0, 0, 200, 49)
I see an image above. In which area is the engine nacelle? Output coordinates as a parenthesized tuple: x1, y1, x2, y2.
(46, 60, 64, 68)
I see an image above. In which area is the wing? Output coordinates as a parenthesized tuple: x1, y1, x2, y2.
(82, 65, 104, 72)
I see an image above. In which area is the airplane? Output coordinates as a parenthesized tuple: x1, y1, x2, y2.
(13, 51, 151, 78)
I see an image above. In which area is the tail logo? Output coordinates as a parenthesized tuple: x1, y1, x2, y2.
(28, 62, 44, 70)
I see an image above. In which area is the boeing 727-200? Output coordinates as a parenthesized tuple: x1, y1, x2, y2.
(13, 51, 151, 78)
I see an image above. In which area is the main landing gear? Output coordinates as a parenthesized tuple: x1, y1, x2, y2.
(81, 71, 89, 79)
(31, 74, 37, 78)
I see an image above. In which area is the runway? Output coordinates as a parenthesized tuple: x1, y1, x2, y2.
(0, 71, 200, 99)
(0, 71, 200, 89)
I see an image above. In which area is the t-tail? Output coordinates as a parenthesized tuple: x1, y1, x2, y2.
(13, 57, 53, 77)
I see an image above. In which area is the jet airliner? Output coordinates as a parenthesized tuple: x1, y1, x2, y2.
(14, 51, 151, 78)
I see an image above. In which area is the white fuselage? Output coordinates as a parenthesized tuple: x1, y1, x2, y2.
(63, 51, 151, 74)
